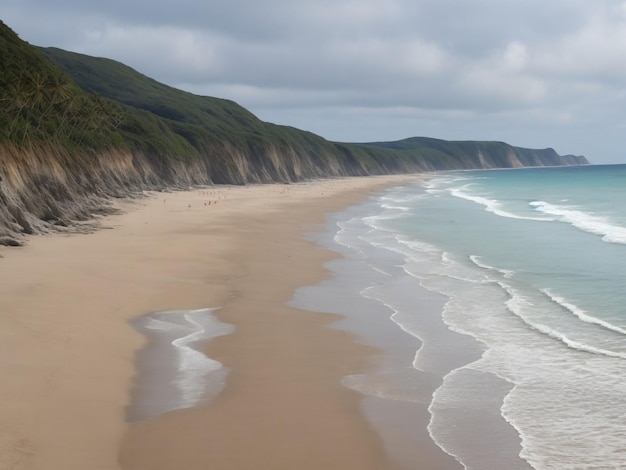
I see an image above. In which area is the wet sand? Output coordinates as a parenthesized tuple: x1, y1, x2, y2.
(0, 176, 455, 469)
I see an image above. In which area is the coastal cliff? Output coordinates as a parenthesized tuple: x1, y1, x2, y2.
(0, 20, 588, 245)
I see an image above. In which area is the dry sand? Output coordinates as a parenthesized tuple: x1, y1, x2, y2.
(0, 175, 451, 470)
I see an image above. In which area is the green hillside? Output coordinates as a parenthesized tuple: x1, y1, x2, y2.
(37, 46, 588, 172)
(38, 47, 267, 135)
(36, 46, 405, 177)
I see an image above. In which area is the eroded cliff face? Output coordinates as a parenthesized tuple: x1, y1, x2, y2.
(0, 141, 383, 244)
(0, 144, 197, 244)
(476, 146, 585, 169)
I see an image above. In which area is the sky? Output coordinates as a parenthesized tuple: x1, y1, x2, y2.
(3, 1, 626, 164)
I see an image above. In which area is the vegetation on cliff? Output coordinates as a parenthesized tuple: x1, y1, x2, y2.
(0, 20, 587, 244)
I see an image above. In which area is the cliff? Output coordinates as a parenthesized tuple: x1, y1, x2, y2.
(362, 137, 589, 168)
(0, 21, 588, 245)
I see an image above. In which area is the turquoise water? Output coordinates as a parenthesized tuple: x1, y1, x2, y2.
(305, 165, 626, 469)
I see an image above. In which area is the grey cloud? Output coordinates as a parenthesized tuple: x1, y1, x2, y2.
(3, 0, 626, 162)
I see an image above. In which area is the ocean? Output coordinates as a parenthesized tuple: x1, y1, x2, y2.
(293, 164, 626, 470)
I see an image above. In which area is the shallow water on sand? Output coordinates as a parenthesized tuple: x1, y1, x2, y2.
(295, 165, 626, 469)
(127, 308, 233, 421)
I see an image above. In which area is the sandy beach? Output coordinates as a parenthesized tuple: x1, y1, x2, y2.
(0, 175, 454, 470)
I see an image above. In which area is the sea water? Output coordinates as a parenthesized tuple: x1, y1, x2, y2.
(299, 165, 626, 469)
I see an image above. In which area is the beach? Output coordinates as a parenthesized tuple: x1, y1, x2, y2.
(0, 176, 458, 470)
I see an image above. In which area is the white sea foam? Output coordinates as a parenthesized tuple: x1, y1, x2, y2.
(367, 264, 393, 278)
(359, 284, 427, 372)
(378, 193, 418, 212)
(451, 187, 551, 221)
(499, 284, 626, 360)
(144, 317, 184, 332)
(333, 218, 370, 254)
(380, 202, 412, 211)
(429, 273, 626, 469)
(170, 309, 233, 405)
(530, 200, 626, 244)
(469, 255, 516, 278)
(404, 252, 486, 287)
(361, 213, 408, 233)
(397, 237, 441, 255)
(529, 322, 626, 359)
(541, 289, 626, 336)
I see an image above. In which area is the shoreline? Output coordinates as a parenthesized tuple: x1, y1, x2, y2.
(0, 175, 453, 470)
(289, 197, 469, 470)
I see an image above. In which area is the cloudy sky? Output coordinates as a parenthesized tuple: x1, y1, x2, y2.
(3, 0, 626, 163)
